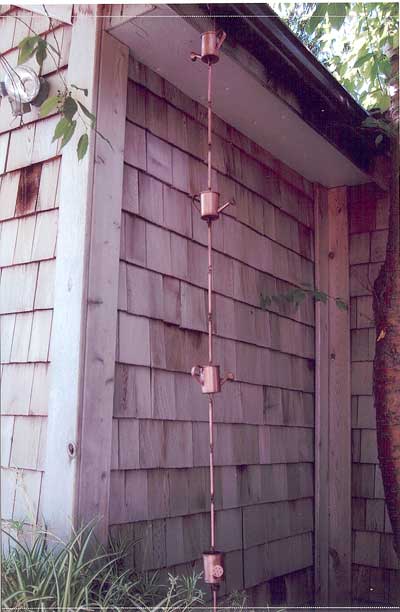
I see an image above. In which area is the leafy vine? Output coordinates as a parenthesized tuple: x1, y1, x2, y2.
(17, 29, 96, 161)
(1, 7, 103, 161)
(260, 286, 348, 312)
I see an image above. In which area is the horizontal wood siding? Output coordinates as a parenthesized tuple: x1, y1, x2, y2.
(111, 56, 316, 604)
(0, 5, 70, 536)
(348, 184, 399, 604)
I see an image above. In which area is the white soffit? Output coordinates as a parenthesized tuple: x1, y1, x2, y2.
(109, 4, 370, 187)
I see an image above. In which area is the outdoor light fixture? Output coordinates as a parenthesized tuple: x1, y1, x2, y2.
(0, 64, 49, 117)
(190, 29, 236, 611)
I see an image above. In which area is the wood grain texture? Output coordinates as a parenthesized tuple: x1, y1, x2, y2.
(76, 31, 129, 543)
(40, 5, 102, 540)
(329, 187, 351, 602)
(314, 184, 329, 604)
(314, 185, 351, 604)
(110, 56, 321, 595)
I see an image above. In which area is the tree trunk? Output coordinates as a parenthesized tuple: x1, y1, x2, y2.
(373, 47, 400, 554)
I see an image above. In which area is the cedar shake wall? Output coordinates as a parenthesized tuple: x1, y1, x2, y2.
(111, 56, 315, 604)
(349, 184, 400, 604)
(0, 6, 71, 535)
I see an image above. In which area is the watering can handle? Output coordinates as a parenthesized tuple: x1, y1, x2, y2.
(216, 30, 227, 50)
(191, 365, 204, 385)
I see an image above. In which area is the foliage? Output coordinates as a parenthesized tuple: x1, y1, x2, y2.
(1, 521, 205, 611)
(274, 2, 399, 112)
(260, 285, 348, 312)
(38, 86, 94, 154)
(273, 3, 323, 56)
(18, 35, 50, 66)
(15, 28, 96, 161)
(220, 589, 248, 610)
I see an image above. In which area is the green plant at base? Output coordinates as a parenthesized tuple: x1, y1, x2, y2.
(1, 520, 205, 611)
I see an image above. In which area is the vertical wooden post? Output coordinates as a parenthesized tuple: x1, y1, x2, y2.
(41, 6, 102, 539)
(77, 31, 128, 543)
(314, 184, 329, 604)
(41, 12, 128, 543)
(314, 185, 351, 604)
(327, 186, 351, 602)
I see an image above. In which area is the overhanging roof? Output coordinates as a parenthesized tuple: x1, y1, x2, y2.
(108, 3, 380, 187)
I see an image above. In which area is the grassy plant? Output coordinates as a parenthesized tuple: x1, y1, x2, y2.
(1, 520, 205, 611)
(220, 590, 248, 610)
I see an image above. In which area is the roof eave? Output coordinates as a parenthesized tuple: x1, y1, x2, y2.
(174, 3, 383, 181)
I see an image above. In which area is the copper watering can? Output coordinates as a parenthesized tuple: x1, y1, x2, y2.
(191, 30, 227, 64)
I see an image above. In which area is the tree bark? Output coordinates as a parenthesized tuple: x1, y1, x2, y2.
(373, 48, 400, 554)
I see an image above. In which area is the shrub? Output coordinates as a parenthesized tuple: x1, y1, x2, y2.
(1, 520, 204, 611)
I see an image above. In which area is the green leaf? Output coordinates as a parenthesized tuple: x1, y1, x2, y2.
(291, 288, 307, 307)
(379, 57, 392, 77)
(305, 3, 328, 34)
(77, 101, 96, 128)
(327, 3, 348, 30)
(374, 92, 391, 112)
(39, 95, 59, 118)
(335, 297, 348, 311)
(353, 52, 373, 68)
(52, 117, 71, 142)
(362, 116, 380, 129)
(18, 35, 39, 65)
(375, 133, 384, 146)
(60, 120, 76, 149)
(260, 293, 272, 309)
(370, 61, 379, 82)
(62, 96, 78, 121)
(313, 290, 328, 304)
(376, 119, 394, 136)
(35, 39, 47, 67)
(77, 133, 89, 161)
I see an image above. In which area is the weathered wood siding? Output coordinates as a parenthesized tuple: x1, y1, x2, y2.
(349, 184, 400, 604)
(0, 5, 71, 535)
(111, 56, 315, 604)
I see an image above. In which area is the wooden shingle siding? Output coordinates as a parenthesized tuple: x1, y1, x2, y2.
(6, 117, 59, 173)
(349, 185, 400, 603)
(10, 416, 46, 470)
(0, 263, 38, 313)
(0, 170, 20, 220)
(111, 57, 316, 595)
(0, 133, 9, 173)
(0, 7, 70, 532)
(1, 415, 14, 467)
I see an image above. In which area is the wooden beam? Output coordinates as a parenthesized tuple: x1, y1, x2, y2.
(314, 185, 351, 604)
(327, 186, 351, 603)
(40, 6, 102, 539)
(76, 31, 129, 543)
(314, 184, 329, 604)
